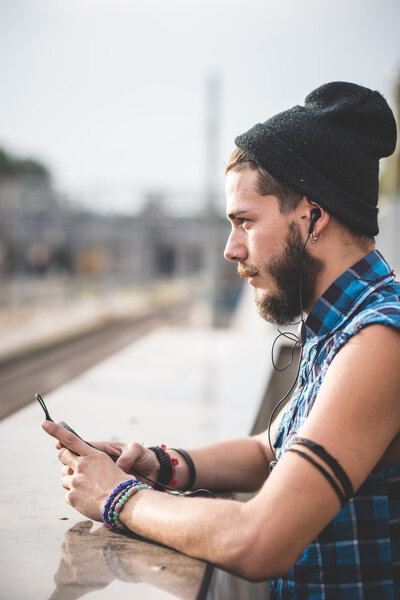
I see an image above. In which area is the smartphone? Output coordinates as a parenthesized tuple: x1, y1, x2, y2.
(36, 393, 119, 461)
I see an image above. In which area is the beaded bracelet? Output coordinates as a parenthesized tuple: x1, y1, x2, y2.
(103, 479, 151, 531)
(110, 483, 150, 530)
(103, 480, 137, 524)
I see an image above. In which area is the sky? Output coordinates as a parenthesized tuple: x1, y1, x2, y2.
(0, 0, 399, 213)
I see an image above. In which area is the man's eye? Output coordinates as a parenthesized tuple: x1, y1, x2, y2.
(238, 218, 249, 228)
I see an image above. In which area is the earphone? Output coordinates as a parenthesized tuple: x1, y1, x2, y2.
(267, 206, 321, 468)
(308, 207, 322, 235)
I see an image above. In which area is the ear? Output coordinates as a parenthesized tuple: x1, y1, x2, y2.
(302, 199, 329, 237)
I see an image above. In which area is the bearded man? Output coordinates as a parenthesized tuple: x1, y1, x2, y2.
(44, 82, 400, 599)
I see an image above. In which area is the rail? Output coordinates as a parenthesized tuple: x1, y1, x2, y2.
(0, 301, 189, 420)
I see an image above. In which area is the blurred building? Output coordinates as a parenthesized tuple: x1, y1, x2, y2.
(0, 148, 240, 322)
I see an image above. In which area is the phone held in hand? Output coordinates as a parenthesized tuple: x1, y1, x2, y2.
(35, 392, 119, 461)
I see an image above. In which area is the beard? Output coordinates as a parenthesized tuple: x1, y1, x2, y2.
(237, 222, 324, 326)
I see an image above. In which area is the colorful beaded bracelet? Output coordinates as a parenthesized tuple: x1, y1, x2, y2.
(103, 479, 150, 531)
(103, 479, 137, 523)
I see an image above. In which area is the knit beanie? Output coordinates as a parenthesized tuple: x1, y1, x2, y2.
(234, 81, 397, 236)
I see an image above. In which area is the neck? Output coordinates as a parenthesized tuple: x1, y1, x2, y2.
(305, 234, 375, 313)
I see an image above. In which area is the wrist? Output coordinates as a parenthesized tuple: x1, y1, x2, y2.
(103, 479, 151, 531)
(148, 445, 178, 491)
(169, 448, 196, 490)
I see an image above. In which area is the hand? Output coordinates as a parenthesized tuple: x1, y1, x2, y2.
(90, 440, 159, 484)
(42, 420, 130, 522)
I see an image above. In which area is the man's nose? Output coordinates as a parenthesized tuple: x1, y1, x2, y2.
(224, 234, 247, 262)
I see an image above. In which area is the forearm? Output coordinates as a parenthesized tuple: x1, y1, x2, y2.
(169, 435, 270, 492)
(120, 488, 258, 578)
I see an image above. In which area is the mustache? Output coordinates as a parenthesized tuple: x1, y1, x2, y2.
(237, 263, 259, 278)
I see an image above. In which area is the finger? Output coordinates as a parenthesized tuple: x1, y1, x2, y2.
(58, 446, 78, 468)
(116, 442, 145, 472)
(42, 420, 94, 458)
(61, 475, 71, 490)
(62, 465, 74, 477)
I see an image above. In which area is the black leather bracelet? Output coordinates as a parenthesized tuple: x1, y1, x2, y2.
(287, 448, 346, 508)
(170, 448, 196, 490)
(292, 436, 354, 500)
(148, 446, 173, 491)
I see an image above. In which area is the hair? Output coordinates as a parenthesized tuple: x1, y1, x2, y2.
(225, 147, 303, 214)
(226, 147, 375, 250)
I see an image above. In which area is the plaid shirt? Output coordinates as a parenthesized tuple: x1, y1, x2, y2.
(271, 250, 400, 599)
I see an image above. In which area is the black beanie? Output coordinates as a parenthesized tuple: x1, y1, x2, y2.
(234, 81, 397, 236)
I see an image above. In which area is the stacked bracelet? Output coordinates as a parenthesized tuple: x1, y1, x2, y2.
(148, 444, 196, 491)
(288, 436, 354, 508)
(103, 479, 151, 531)
(292, 436, 354, 499)
(148, 445, 178, 490)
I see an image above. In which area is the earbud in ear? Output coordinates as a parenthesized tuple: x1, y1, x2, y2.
(308, 208, 322, 235)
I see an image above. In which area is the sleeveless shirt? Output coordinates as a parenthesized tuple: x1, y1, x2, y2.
(271, 250, 400, 599)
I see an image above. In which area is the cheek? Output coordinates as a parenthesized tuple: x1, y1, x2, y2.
(248, 230, 274, 263)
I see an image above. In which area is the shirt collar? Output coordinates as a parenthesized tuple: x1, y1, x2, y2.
(305, 250, 394, 339)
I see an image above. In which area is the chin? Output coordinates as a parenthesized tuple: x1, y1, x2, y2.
(254, 285, 272, 299)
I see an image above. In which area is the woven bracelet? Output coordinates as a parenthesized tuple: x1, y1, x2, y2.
(148, 445, 174, 490)
(170, 448, 196, 490)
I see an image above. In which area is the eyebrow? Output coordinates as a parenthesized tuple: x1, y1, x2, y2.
(227, 210, 249, 220)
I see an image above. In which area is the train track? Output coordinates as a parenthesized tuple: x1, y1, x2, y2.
(0, 302, 189, 420)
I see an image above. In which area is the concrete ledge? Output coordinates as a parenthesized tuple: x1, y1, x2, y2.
(0, 311, 276, 600)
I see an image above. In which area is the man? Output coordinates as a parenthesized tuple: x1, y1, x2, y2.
(43, 82, 400, 598)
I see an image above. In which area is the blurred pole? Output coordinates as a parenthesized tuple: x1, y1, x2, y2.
(203, 75, 221, 326)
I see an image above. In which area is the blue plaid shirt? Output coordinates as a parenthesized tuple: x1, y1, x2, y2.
(271, 250, 400, 600)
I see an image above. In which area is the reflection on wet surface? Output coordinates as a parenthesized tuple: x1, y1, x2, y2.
(49, 521, 208, 600)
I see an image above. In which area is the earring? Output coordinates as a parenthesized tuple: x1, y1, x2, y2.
(311, 231, 320, 244)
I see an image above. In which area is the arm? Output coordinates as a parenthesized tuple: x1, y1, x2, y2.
(93, 430, 276, 493)
(181, 402, 287, 491)
(171, 435, 271, 491)
(43, 324, 400, 581)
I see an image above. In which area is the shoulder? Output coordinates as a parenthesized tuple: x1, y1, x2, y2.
(339, 292, 400, 347)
